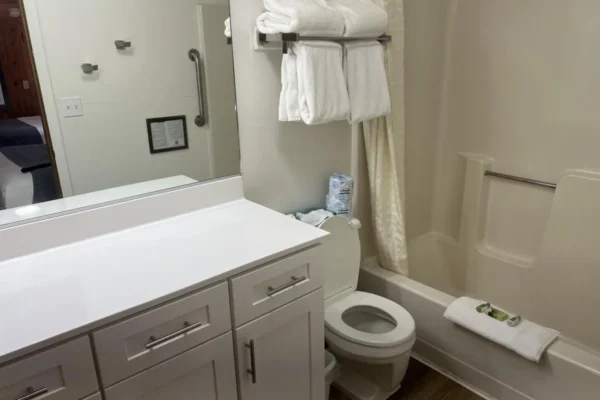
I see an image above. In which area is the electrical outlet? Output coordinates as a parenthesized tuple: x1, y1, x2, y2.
(59, 97, 84, 118)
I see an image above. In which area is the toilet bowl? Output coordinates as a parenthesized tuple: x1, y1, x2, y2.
(318, 216, 416, 400)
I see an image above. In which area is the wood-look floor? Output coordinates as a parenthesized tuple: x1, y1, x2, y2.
(330, 358, 483, 400)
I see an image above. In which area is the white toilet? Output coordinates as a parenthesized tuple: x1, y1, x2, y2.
(318, 216, 416, 400)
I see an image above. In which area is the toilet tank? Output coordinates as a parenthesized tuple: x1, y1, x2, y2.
(318, 216, 361, 304)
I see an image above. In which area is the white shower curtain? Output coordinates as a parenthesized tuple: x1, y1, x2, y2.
(355, 0, 407, 275)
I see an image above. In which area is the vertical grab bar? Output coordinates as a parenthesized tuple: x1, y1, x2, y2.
(188, 49, 207, 127)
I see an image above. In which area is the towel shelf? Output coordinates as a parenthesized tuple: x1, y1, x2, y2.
(484, 171, 557, 190)
(257, 32, 392, 53)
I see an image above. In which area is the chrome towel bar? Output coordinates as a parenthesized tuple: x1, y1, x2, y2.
(484, 171, 556, 190)
(257, 32, 392, 53)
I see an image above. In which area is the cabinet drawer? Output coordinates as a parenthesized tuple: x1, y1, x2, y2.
(104, 333, 237, 400)
(231, 246, 323, 326)
(94, 282, 231, 386)
(0, 337, 98, 400)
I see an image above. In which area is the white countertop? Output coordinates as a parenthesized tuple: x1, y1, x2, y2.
(0, 199, 327, 365)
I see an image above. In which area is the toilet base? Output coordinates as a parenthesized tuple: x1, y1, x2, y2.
(327, 343, 411, 400)
(334, 368, 401, 400)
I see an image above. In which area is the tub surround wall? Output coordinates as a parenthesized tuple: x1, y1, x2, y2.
(404, 0, 600, 352)
(403, 0, 450, 241)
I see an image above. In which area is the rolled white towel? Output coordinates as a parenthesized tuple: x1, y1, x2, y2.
(444, 297, 560, 362)
(292, 41, 350, 125)
(344, 41, 391, 123)
(329, 0, 388, 37)
(224, 17, 231, 38)
(256, 0, 345, 37)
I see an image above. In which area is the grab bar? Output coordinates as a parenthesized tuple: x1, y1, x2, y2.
(484, 171, 556, 190)
(188, 49, 207, 127)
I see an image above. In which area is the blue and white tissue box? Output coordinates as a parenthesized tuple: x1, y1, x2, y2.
(329, 173, 354, 196)
(326, 194, 352, 216)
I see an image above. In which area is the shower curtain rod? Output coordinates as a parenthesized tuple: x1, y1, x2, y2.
(484, 171, 557, 190)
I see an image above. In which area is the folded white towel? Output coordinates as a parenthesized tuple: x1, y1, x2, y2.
(224, 17, 231, 38)
(330, 0, 388, 37)
(344, 41, 391, 123)
(292, 42, 350, 125)
(256, 0, 345, 37)
(444, 297, 559, 362)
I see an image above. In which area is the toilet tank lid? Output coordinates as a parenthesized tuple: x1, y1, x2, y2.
(318, 216, 361, 301)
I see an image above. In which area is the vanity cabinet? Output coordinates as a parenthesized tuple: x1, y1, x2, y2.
(0, 246, 325, 400)
(104, 333, 237, 400)
(235, 289, 325, 400)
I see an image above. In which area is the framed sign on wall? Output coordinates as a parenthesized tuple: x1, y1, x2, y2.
(146, 115, 189, 154)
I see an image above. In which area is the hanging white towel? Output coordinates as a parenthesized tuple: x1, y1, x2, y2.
(329, 0, 388, 37)
(224, 17, 231, 38)
(444, 297, 560, 362)
(256, 0, 345, 37)
(279, 53, 301, 122)
(344, 41, 391, 123)
(292, 42, 350, 125)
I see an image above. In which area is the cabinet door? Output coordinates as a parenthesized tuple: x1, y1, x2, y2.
(236, 289, 324, 400)
(104, 333, 237, 400)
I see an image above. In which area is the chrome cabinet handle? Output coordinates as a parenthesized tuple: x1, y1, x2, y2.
(146, 321, 202, 349)
(246, 339, 257, 384)
(188, 49, 207, 127)
(267, 275, 307, 296)
(15, 387, 48, 400)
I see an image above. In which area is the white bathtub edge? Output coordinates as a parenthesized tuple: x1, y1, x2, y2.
(359, 261, 600, 400)
(412, 339, 532, 400)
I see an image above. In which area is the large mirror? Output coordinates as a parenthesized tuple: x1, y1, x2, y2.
(0, 0, 239, 225)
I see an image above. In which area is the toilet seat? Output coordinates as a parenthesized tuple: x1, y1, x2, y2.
(325, 291, 415, 351)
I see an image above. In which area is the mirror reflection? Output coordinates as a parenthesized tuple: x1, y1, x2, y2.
(0, 0, 239, 225)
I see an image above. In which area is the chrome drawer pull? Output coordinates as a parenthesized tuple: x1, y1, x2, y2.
(146, 321, 203, 349)
(267, 275, 307, 296)
(15, 387, 48, 400)
(246, 339, 257, 384)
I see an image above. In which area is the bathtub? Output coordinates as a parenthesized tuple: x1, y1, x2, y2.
(359, 259, 600, 400)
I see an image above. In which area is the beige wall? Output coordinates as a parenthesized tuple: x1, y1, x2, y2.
(230, 0, 352, 214)
(230, 0, 379, 259)
(405, 0, 600, 351)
